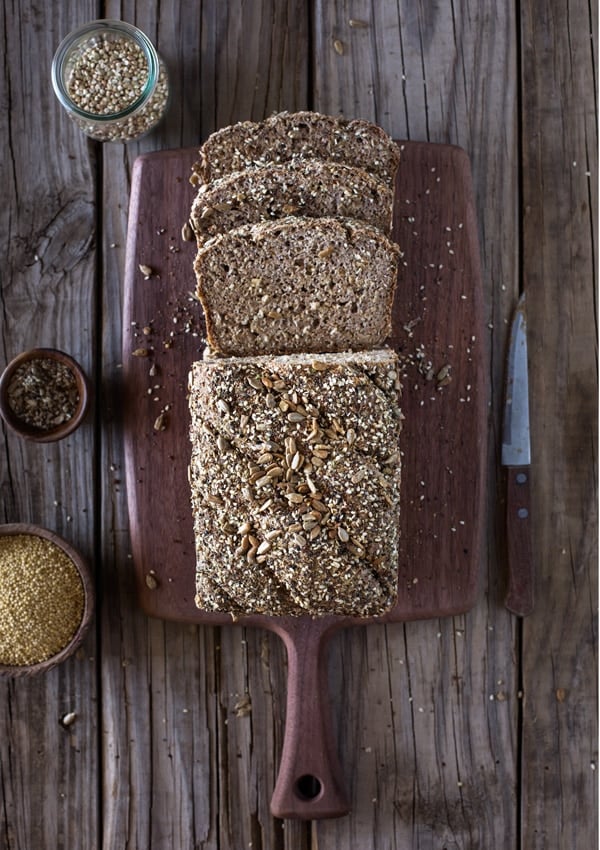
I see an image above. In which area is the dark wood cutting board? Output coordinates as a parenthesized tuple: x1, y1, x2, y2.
(123, 141, 486, 819)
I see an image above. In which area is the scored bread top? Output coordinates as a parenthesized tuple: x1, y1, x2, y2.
(190, 159, 394, 245)
(191, 110, 401, 185)
(188, 349, 403, 617)
(194, 216, 400, 357)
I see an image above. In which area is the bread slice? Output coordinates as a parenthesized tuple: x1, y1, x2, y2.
(190, 159, 394, 245)
(188, 349, 402, 617)
(194, 216, 400, 357)
(191, 110, 400, 186)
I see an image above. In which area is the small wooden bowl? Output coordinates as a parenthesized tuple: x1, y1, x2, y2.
(0, 524, 94, 677)
(0, 348, 91, 442)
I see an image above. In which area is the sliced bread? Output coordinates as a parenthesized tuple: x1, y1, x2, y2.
(188, 349, 402, 617)
(191, 110, 400, 186)
(194, 216, 400, 357)
(190, 159, 394, 245)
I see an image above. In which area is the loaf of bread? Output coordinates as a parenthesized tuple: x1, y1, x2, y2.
(188, 349, 402, 617)
(190, 159, 394, 245)
(191, 110, 400, 185)
(194, 216, 400, 357)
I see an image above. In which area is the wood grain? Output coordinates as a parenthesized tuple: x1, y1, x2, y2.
(0, 2, 99, 848)
(520, 0, 598, 845)
(99, 2, 310, 847)
(312, 1, 520, 846)
(0, 0, 595, 847)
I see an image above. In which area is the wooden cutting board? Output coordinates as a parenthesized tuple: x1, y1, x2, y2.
(123, 141, 486, 819)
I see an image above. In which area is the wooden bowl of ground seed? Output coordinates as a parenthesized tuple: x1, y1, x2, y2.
(0, 348, 90, 442)
(0, 525, 94, 676)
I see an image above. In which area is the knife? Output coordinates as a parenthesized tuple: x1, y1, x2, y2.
(501, 293, 534, 616)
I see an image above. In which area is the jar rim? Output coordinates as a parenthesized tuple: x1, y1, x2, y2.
(51, 19, 160, 122)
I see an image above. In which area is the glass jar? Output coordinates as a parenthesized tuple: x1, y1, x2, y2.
(51, 19, 169, 142)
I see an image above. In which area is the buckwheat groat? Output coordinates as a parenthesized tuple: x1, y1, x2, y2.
(190, 159, 394, 245)
(191, 111, 400, 186)
(194, 216, 400, 356)
(188, 349, 402, 618)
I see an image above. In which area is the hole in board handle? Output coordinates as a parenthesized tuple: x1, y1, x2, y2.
(295, 774, 323, 801)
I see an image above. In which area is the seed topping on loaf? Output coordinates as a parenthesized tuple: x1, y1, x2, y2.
(189, 350, 403, 617)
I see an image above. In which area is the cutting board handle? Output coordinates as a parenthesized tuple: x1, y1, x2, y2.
(269, 618, 350, 819)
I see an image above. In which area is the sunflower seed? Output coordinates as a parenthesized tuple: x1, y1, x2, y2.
(337, 526, 350, 543)
(154, 413, 167, 431)
(181, 221, 194, 241)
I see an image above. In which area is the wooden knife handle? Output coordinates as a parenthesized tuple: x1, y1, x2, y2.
(269, 619, 350, 819)
(505, 466, 534, 616)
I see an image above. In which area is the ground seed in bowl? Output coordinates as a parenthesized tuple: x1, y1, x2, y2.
(7, 358, 79, 430)
(0, 535, 85, 666)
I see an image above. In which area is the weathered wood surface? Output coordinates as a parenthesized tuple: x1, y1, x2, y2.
(0, 2, 596, 849)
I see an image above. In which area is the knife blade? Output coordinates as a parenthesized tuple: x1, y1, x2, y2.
(501, 293, 534, 616)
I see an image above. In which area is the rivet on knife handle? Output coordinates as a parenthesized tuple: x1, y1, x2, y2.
(505, 466, 534, 616)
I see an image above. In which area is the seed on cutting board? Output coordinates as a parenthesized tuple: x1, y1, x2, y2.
(153, 413, 167, 431)
(333, 38, 345, 54)
(138, 264, 153, 277)
(132, 348, 150, 357)
(181, 221, 194, 242)
(0, 534, 84, 666)
(145, 573, 158, 589)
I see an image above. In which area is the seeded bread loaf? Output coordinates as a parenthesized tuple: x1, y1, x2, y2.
(190, 159, 394, 245)
(194, 216, 400, 357)
(188, 349, 402, 617)
(191, 111, 401, 186)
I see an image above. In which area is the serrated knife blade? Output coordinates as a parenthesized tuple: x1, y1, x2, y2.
(502, 293, 534, 616)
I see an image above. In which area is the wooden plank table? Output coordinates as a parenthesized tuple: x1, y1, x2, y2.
(0, 2, 596, 847)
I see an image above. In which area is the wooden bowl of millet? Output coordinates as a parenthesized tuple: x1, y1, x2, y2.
(0, 524, 94, 677)
(0, 348, 90, 442)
